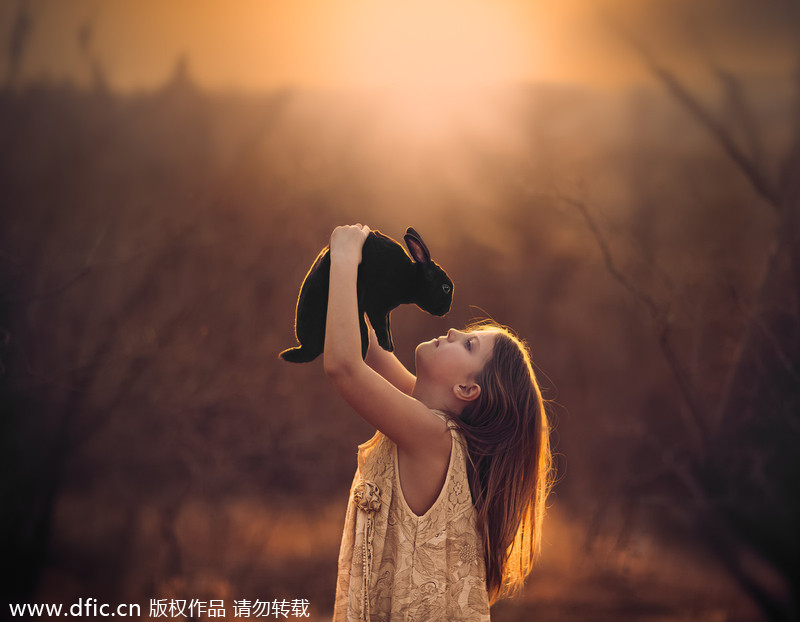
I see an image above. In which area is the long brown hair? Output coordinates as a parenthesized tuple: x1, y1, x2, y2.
(450, 319, 554, 603)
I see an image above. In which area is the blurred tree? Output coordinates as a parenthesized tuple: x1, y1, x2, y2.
(575, 17, 800, 621)
(0, 223, 195, 603)
(4, 0, 32, 88)
(76, 18, 108, 95)
(0, 80, 349, 606)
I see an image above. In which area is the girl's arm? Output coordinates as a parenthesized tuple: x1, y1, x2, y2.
(365, 323, 416, 396)
(323, 225, 448, 456)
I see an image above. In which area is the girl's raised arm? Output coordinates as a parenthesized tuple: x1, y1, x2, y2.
(365, 324, 416, 396)
(323, 225, 448, 456)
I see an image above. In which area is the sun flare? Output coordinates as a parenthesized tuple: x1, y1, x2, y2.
(330, 0, 528, 90)
(323, 0, 528, 142)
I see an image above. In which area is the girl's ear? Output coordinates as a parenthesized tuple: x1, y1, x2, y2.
(453, 382, 481, 403)
(404, 228, 431, 264)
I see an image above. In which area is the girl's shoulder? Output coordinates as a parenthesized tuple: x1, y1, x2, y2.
(358, 430, 391, 470)
(357, 409, 453, 472)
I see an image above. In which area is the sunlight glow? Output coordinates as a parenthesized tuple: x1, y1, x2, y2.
(330, 0, 528, 89)
(324, 0, 529, 142)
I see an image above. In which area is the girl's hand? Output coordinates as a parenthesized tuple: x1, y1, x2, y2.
(330, 224, 370, 265)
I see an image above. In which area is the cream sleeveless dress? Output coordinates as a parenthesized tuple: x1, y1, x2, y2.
(332, 413, 491, 621)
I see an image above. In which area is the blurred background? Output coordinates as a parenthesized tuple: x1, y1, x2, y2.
(1, 1, 798, 620)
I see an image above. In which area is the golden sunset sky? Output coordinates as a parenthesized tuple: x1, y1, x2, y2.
(2, 0, 797, 92)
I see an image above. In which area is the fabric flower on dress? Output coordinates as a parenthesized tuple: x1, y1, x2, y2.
(353, 480, 382, 513)
(353, 479, 383, 621)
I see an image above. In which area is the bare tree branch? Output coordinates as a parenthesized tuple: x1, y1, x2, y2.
(603, 14, 780, 210)
(729, 287, 800, 383)
(6, 225, 107, 304)
(714, 68, 768, 172)
(562, 196, 661, 319)
(559, 194, 710, 452)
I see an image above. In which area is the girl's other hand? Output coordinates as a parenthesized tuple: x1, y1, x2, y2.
(330, 224, 370, 265)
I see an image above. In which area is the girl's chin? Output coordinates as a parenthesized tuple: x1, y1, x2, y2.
(414, 342, 433, 362)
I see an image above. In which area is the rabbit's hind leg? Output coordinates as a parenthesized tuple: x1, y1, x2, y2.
(358, 311, 370, 360)
(366, 308, 394, 352)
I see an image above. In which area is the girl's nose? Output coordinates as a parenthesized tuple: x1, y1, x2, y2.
(447, 328, 458, 340)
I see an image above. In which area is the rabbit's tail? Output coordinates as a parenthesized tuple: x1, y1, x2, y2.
(279, 345, 319, 363)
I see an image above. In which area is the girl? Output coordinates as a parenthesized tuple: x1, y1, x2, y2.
(324, 224, 553, 621)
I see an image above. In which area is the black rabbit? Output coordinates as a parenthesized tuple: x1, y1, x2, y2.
(280, 227, 453, 363)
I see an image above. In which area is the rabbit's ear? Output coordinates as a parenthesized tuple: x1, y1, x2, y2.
(404, 228, 431, 264)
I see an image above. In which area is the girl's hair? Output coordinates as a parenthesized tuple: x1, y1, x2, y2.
(449, 319, 554, 604)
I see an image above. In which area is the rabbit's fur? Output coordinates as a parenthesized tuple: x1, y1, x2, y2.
(280, 227, 453, 363)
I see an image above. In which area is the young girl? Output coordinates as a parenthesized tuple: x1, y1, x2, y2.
(324, 224, 553, 621)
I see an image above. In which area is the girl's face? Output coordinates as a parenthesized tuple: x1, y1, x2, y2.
(415, 328, 498, 388)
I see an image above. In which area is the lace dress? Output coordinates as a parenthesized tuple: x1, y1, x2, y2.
(332, 415, 491, 621)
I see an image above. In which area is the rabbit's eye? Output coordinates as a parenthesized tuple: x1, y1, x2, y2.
(442, 284, 451, 294)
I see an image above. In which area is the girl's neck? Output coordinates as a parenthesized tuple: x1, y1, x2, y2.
(412, 378, 460, 416)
